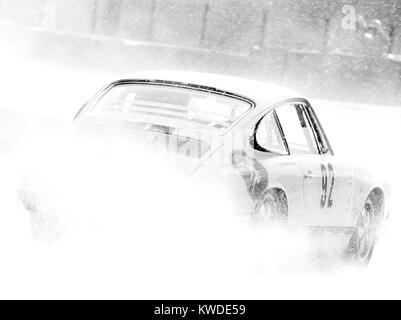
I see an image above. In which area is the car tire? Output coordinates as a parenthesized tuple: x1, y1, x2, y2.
(345, 197, 380, 266)
(19, 191, 60, 242)
(253, 189, 288, 226)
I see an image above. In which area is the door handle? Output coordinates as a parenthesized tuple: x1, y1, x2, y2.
(304, 171, 316, 180)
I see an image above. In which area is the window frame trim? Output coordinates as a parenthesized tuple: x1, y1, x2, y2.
(250, 109, 290, 156)
(303, 103, 334, 155)
(273, 101, 321, 156)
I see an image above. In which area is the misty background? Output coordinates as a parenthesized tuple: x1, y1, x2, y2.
(1, 0, 401, 104)
(0, 0, 400, 299)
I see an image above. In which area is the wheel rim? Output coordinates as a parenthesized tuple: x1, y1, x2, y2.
(355, 201, 375, 262)
(254, 201, 274, 225)
(253, 193, 287, 226)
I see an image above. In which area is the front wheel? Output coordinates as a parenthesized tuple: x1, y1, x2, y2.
(345, 198, 378, 266)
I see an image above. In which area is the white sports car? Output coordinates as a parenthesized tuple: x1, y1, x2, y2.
(23, 71, 388, 266)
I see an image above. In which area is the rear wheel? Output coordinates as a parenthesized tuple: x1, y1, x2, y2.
(253, 189, 288, 226)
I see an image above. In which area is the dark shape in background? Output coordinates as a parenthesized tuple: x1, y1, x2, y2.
(0, 0, 401, 104)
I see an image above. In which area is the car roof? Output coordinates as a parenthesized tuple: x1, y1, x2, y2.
(121, 70, 304, 111)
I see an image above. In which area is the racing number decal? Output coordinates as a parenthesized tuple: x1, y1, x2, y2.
(320, 164, 328, 209)
(327, 163, 335, 208)
(320, 163, 335, 209)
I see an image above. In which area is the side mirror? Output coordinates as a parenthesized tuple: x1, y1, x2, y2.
(321, 146, 331, 154)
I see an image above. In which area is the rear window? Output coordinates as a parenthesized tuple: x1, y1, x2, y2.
(89, 83, 253, 135)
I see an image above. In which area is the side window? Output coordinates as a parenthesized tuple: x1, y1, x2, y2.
(306, 105, 331, 154)
(275, 103, 319, 155)
(254, 111, 287, 154)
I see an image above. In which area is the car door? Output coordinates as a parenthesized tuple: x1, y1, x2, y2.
(305, 104, 355, 228)
(274, 102, 325, 227)
(244, 109, 305, 224)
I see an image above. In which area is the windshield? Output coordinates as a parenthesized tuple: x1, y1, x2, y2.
(88, 83, 253, 135)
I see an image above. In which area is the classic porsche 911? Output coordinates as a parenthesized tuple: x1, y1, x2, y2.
(22, 71, 388, 266)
